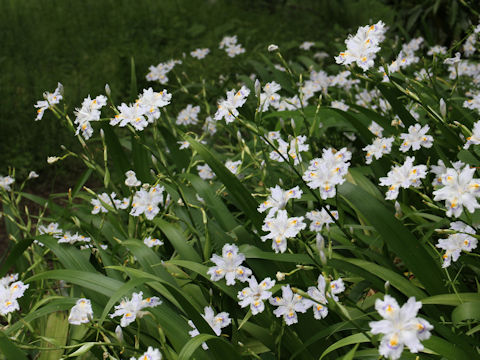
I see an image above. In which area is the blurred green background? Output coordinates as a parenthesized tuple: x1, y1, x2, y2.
(0, 0, 477, 190)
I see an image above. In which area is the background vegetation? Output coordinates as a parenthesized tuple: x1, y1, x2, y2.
(2, 0, 480, 359)
(0, 0, 396, 183)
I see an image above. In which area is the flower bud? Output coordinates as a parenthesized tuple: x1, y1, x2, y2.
(394, 201, 403, 218)
(47, 156, 60, 164)
(316, 233, 327, 264)
(439, 98, 446, 118)
(276, 271, 285, 281)
(105, 84, 111, 96)
(254, 79, 261, 98)
(28, 171, 39, 179)
(268, 44, 279, 52)
(115, 325, 124, 343)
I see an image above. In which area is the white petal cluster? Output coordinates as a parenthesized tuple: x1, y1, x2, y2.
(34, 82, 63, 121)
(125, 170, 141, 187)
(226, 44, 246, 57)
(130, 185, 165, 220)
(436, 221, 478, 267)
(269, 285, 310, 325)
(299, 41, 315, 50)
(257, 185, 302, 217)
(268, 135, 309, 165)
(68, 298, 93, 325)
(301, 70, 331, 100)
(207, 244, 252, 285)
(379, 156, 427, 200)
(237, 276, 275, 315)
(143, 236, 164, 248)
(305, 206, 338, 232)
(464, 92, 480, 113)
(187, 321, 209, 350)
(38, 222, 63, 236)
(137, 88, 172, 122)
(363, 137, 394, 164)
(146, 59, 181, 84)
(35, 222, 63, 246)
(433, 164, 480, 217)
(368, 120, 383, 137)
(330, 71, 359, 90)
(444, 52, 461, 65)
(369, 296, 432, 360)
(287, 135, 310, 164)
(176, 104, 200, 126)
(190, 48, 210, 59)
(328, 278, 345, 301)
(356, 89, 379, 109)
(399, 124, 433, 152)
(74, 94, 107, 139)
(302, 148, 351, 199)
(188, 306, 231, 350)
(0, 175, 14, 191)
(225, 160, 242, 175)
(464, 120, 480, 149)
(260, 82, 281, 112)
(57, 232, 91, 245)
(330, 100, 349, 111)
(130, 347, 162, 360)
(427, 45, 447, 56)
(0, 274, 29, 315)
(380, 39, 422, 81)
(402, 37, 424, 54)
(91, 192, 129, 214)
(111, 89, 171, 131)
(203, 116, 217, 135)
(335, 21, 387, 71)
(197, 164, 215, 180)
(110, 291, 161, 327)
(178, 140, 190, 149)
(450, 61, 480, 80)
(214, 86, 250, 123)
(261, 210, 306, 253)
(304, 275, 345, 320)
(201, 307, 231, 335)
(430, 160, 465, 186)
(219, 35, 245, 57)
(463, 34, 477, 57)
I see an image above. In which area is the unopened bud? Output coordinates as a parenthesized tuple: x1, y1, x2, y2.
(254, 79, 261, 98)
(105, 84, 111, 96)
(268, 44, 279, 52)
(316, 233, 327, 264)
(439, 98, 446, 118)
(276, 271, 285, 281)
(394, 201, 402, 218)
(28, 171, 39, 179)
(115, 325, 123, 343)
(47, 156, 60, 164)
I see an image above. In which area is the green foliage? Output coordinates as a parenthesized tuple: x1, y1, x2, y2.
(2, 3, 480, 360)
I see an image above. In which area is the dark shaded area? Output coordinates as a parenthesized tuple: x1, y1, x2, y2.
(0, 0, 397, 180)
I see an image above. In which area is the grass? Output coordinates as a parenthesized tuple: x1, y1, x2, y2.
(0, 0, 395, 180)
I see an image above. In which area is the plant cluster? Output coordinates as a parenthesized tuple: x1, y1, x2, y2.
(1, 17, 480, 360)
